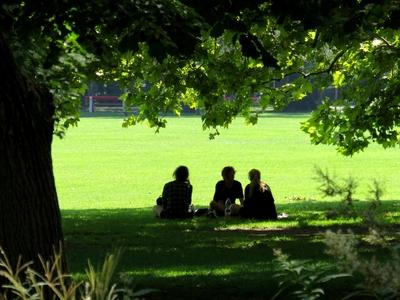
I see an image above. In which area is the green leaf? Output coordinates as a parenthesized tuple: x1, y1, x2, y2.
(332, 71, 345, 88)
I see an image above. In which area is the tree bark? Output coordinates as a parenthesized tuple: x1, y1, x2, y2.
(0, 34, 65, 272)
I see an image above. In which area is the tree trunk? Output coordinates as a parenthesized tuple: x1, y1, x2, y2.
(0, 34, 65, 272)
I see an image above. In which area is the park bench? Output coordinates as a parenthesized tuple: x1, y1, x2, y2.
(83, 95, 124, 112)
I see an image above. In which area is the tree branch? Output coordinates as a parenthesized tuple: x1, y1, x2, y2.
(261, 49, 347, 86)
(375, 35, 400, 53)
(302, 49, 347, 77)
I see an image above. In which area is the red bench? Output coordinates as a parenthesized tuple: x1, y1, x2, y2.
(83, 95, 123, 112)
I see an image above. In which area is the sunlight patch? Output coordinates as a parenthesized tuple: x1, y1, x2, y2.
(125, 267, 234, 278)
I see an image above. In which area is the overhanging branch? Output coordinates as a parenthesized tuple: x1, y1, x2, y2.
(261, 48, 347, 86)
(374, 35, 400, 53)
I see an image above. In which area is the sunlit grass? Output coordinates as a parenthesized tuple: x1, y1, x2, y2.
(126, 267, 236, 278)
(52, 113, 400, 210)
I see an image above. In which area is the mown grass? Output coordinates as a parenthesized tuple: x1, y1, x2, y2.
(53, 113, 400, 209)
(53, 113, 400, 298)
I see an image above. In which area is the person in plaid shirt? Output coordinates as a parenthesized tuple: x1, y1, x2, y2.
(154, 166, 193, 219)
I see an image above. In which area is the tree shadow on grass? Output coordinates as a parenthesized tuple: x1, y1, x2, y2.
(123, 269, 354, 300)
(276, 198, 400, 221)
(61, 202, 400, 299)
(277, 198, 400, 213)
(62, 208, 321, 264)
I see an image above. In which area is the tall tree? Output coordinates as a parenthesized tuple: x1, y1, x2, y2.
(0, 33, 64, 270)
(1, 0, 399, 275)
(0, 0, 208, 271)
(0, 0, 264, 271)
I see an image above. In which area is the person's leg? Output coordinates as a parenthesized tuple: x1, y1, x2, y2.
(153, 205, 163, 217)
(210, 200, 225, 216)
(229, 203, 242, 216)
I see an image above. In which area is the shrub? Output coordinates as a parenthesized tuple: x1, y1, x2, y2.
(314, 167, 387, 222)
(271, 227, 400, 300)
(0, 248, 156, 300)
(0, 247, 79, 300)
(314, 166, 358, 207)
(324, 229, 400, 299)
(361, 180, 385, 227)
(271, 249, 349, 300)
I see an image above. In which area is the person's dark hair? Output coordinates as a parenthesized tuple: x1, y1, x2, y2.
(221, 166, 235, 178)
(173, 166, 189, 182)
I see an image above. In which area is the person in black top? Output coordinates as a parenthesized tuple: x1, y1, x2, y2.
(210, 166, 244, 216)
(154, 166, 194, 219)
(240, 169, 277, 220)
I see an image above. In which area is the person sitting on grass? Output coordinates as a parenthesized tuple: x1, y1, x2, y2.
(239, 168, 278, 220)
(209, 166, 243, 217)
(154, 165, 194, 219)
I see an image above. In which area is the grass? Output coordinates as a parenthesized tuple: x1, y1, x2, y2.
(61, 208, 337, 299)
(52, 113, 400, 299)
(62, 203, 400, 299)
(53, 113, 400, 209)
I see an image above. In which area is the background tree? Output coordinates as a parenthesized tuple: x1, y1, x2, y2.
(1, 0, 399, 275)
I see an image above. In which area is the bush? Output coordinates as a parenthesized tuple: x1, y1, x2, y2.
(361, 180, 385, 227)
(324, 229, 400, 299)
(271, 249, 349, 300)
(314, 166, 358, 207)
(271, 227, 400, 300)
(314, 166, 386, 222)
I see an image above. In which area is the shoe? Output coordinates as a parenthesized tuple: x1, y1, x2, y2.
(225, 205, 232, 216)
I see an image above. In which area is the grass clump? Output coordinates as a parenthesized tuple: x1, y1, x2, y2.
(0, 248, 156, 300)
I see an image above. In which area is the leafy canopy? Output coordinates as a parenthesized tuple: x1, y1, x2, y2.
(2, 0, 400, 154)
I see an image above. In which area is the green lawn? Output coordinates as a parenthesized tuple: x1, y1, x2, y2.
(53, 113, 400, 209)
(52, 113, 400, 299)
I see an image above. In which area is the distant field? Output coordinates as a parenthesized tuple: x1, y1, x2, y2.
(52, 113, 400, 210)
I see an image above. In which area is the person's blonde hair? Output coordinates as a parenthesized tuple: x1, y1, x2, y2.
(248, 169, 266, 198)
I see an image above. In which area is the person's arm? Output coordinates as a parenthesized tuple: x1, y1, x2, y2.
(237, 182, 244, 205)
(162, 183, 168, 208)
(267, 189, 278, 219)
(188, 184, 193, 204)
(213, 182, 221, 202)
(243, 185, 249, 205)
